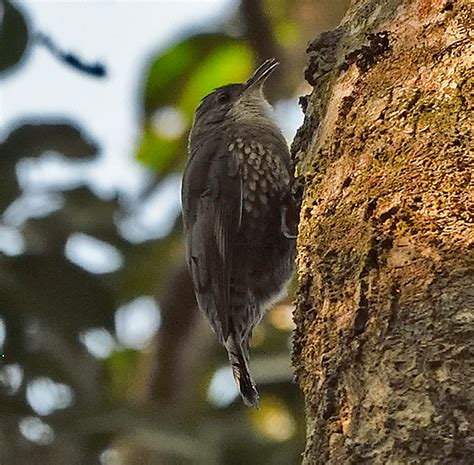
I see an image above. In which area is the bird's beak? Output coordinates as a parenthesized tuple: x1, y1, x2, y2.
(244, 58, 279, 92)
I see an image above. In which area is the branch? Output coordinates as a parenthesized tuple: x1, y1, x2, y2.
(34, 31, 106, 78)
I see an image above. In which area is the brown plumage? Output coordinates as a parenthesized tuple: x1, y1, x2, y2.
(181, 59, 297, 407)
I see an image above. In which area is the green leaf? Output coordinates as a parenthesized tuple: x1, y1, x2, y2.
(143, 33, 249, 117)
(138, 33, 253, 172)
(178, 41, 253, 118)
(104, 348, 138, 401)
(136, 124, 184, 172)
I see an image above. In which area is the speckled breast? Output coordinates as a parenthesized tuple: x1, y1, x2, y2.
(227, 136, 290, 220)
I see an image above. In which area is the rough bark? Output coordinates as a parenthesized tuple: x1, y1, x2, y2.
(291, 0, 473, 464)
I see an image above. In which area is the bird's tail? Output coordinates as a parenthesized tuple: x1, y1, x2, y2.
(225, 335, 259, 408)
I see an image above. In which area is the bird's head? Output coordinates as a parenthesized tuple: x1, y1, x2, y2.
(191, 58, 279, 137)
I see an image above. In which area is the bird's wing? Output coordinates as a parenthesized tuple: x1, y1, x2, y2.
(182, 137, 242, 340)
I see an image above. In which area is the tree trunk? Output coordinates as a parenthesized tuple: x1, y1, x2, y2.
(291, 0, 473, 463)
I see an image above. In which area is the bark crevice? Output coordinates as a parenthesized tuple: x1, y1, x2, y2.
(292, 0, 473, 463)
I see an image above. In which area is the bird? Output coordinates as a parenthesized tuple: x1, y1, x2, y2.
(181, 58, 297, 408)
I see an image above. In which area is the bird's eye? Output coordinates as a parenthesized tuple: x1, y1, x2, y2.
(217, 92, 230, 104)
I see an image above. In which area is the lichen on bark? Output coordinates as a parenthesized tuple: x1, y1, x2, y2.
(292, 0, 473, 463)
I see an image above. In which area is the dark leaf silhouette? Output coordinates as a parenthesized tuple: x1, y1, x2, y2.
(0, 0, 29, 74)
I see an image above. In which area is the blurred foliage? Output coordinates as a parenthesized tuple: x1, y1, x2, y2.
(0, 0, 29, 74)
(0, 0, 350, 464)
(138, 33, 252, 171)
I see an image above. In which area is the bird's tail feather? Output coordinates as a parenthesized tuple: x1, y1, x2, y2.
(225, 335, 259, 408)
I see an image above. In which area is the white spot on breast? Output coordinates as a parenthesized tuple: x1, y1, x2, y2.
(228, 143, 235, 152)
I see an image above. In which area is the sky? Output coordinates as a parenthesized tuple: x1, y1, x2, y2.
(1, 0, 238, 195)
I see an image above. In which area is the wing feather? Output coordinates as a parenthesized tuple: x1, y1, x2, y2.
(182, 137, 241, 341)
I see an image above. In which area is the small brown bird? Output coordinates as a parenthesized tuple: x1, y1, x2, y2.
(181, 59, 297, 407)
